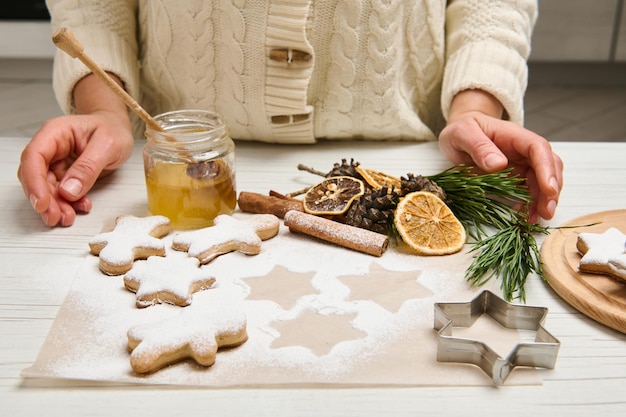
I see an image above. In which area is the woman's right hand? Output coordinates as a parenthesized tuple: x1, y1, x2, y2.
(17, 74, 134, 227)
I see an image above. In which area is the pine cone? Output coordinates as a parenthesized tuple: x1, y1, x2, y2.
(345, 185, 398, 234)
(326, 158, 363, 179)
(400, 173, 447, 202)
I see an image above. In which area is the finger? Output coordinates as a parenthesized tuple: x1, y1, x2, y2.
(18, 120, 76, 217)
(57, 141, 113, 201)
(46, 171, 82, 227)
(38, 171, 63, 227)
(71, 195, 93, 214)
(18, 143, 56, 216)
(523, 167, 541, 222)
(440, 117, 508, 172)
(58, 203, 78, 226)
(489, 122, 560, 199)
(538, 151, 563, 220)
(508, 148, 562, 221)
(19, 135, 82, 226)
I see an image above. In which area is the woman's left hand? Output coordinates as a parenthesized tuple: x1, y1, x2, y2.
(439, 90, 563, 222)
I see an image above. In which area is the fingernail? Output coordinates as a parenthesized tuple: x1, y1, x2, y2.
(62, 178, 83, 198)
(547, 199, 557, 217)
(75, 200, 91, 213)
(484, 153, 504, 170)
(549, 177, 559, 194)
(29, 194, 39, 211)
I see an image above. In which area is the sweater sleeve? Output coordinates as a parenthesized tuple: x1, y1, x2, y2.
(442, 0, 537, 125)
(46, 0, 140, 114)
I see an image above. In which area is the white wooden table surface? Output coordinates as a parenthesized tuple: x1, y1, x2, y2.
(1, 137, 625, 416)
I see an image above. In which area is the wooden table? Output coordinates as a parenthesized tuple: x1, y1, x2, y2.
(2, 137, 625, 416)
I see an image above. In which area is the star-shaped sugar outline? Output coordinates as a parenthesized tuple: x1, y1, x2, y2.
(124, 255, 216, 308)
(172, 214, 279, 264)
(127, 304, 248, 374)
(578, 227, 626, 266)
(269, 310, 366, 357)
(242, 265, 317, 310)
(89, 214, 171, 274)
(336, 262, 431, 313)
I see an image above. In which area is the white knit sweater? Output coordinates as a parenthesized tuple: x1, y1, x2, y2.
(47, 0, 537, 143)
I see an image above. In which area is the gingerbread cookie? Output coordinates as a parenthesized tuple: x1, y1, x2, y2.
(608, 254, 626, 280)
(127, 304, 248, 374)
(577, 227, 626, 281)
(172, 214, 280, 264)
(124, 255, 216, 308)
(89, 215, 172, 275)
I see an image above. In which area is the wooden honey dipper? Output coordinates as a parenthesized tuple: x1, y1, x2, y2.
(52, 27, 215, 179)
(52, 27, 165, 134)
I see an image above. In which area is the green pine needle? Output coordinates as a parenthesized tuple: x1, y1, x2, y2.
(427, 166, 529, 239)
(300, 161, 554, 302)
(427, 166, 546, 302)
(464, 219, 550, 302)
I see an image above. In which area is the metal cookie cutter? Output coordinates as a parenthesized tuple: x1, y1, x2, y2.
(434, 290, 560, 385)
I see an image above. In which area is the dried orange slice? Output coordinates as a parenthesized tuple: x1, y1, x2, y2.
(356, 166, 401, 191)
(303, 176, 365, 215)
(394, 191, 466, 255)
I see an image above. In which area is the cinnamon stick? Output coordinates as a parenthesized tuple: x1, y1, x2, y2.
(283, 210, 388, 257)
(238, 192, 304, 218)
(268, 189, 302, 202)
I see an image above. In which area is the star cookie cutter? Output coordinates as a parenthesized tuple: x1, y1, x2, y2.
(434, 290, 560, 385)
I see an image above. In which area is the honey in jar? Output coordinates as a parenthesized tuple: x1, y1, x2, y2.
(143, 110, 236, 230)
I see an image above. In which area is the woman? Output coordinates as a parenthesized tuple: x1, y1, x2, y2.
(18, 0, 562, 227)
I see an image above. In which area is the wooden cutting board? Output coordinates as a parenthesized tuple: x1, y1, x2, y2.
(541, 209, 626, 334)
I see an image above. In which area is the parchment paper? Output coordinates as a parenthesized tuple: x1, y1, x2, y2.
(23, 221, 542, 387)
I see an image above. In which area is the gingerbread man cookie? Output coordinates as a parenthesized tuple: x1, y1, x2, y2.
(124, 255, 216, 308)
(577, 227, 626, 281)
(127, 304, 248, 374)
(172, 214, 280, 264)
(89, 215, 172, 275)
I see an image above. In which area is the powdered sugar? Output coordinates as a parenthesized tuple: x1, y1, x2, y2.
(89, 214, 171, 274)
(25, 213, 537, 387)
(609, 254, 626, 279)
(127, 302, 247, 373)
(577, 227, 626, 280)
(124, 253, 216, 307)
(284, 210, 388, 257)
(172, 214, 280, 263)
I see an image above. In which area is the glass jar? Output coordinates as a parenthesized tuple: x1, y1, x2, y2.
(143, 110, 236, 230)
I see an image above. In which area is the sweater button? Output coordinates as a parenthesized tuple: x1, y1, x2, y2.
(269, 48, 312, 64)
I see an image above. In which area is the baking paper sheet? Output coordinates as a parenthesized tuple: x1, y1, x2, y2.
(23, 220, 541, 387)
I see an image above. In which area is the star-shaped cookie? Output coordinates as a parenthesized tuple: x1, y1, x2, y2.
(127, 303, 248, 373)
(609, 255, 626, 280)
(172, 214, 280, 264)
(124, 255, 216, 308)
(89, 214, 171, 275)
(577, 227, 626, 280)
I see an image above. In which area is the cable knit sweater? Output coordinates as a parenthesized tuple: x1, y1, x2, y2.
(47, 0, 537, 143)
